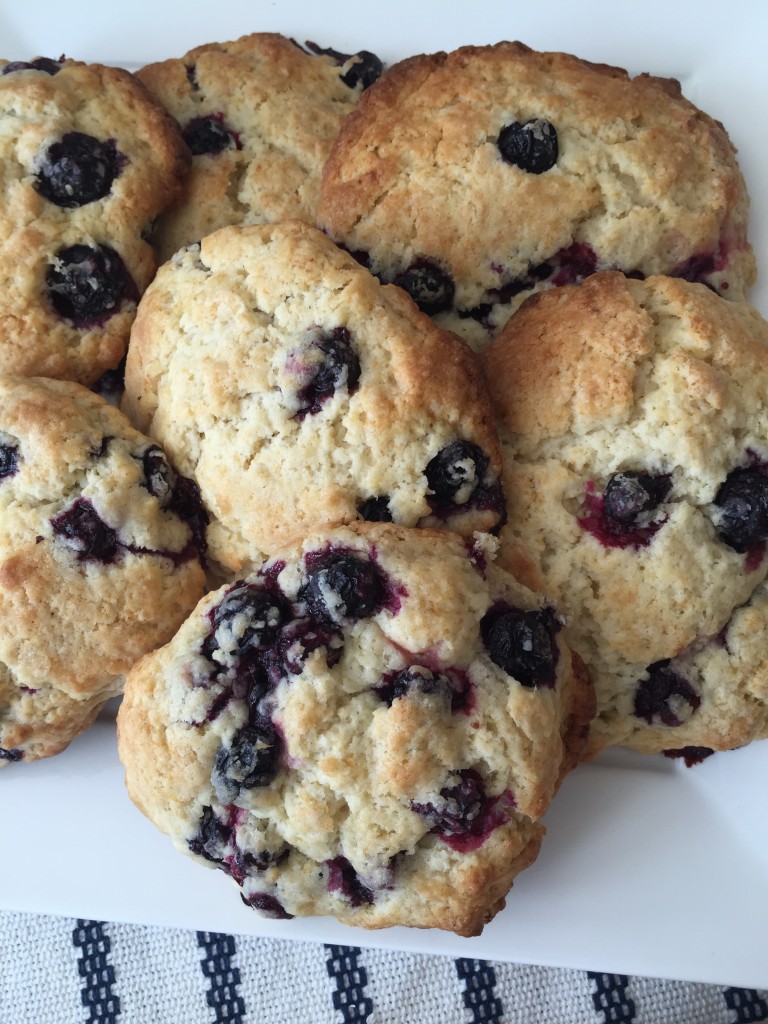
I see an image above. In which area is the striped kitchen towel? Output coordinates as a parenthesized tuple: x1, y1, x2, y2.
(0, 910, 766, 1023)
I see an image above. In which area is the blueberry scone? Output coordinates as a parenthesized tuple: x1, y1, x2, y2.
(0, 376, 207, 765)
(137, 33, 382, 262)
(0, 56, 189, 384)
(117, 522, 593, 935)
(482, 272, 768, 756)
(318, 41, 754, 351)
(123, 221, 505, 577)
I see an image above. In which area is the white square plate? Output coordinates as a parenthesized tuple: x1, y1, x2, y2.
(2, 0, 767, 989)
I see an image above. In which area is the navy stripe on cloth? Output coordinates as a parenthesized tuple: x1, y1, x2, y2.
(455, 957, 504, 1023)
(197, 931, 245, 1023)
(71, 919, 120, 1023)
(724, 987, 768, 1023)
(324, 944, 373, 1022)
(588, 972, 637, 1024)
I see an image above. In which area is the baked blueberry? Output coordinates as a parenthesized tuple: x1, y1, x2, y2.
(187, 805, 232, 866)
(393, 260, 455, 315)
(205, 582, 290, 660)
(713, 467, 768, 552)
(300, 550, 385, 622)
(140, 445, 176, 505)
(327, 856, 375, 906)
(304, 42, 383, 90)
(0, 443, 19, 479)
(412, 769, 485, 838)
(50, 498, 119, 563)
(167, 476, 209, 555)
(633, 660, 701, 726)
(662, 745, 715, 766)
(295, 327, 361, 417)
(375, 665, 451, 707)
(603, 471, 672, 526)
(241, 892, 294, 919)
(34, 132, 124, 208)
(2, 58, 60, 75)
(425, 441, 488, 504)
(46, 244, 134, 326)
(0, 746, 24, 762)
(357, 495, 393, 523)
(182, 114, 240, 155)
(497, 118, 558, 174)
(480, 604, 560, 688)
(212, 719, 282, 801)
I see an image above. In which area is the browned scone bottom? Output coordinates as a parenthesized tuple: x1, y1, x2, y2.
(118, 522, 593, 935)
(483, 272, 768, 756)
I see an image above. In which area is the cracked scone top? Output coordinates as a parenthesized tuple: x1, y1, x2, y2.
(318, 41, 754, 351)
(482, 272, 768, 756)
(0, 57, 189, 383)
(0, 375, 207, 765)
(117, 522, 593, 935)
(137, 33, 383, 262)
(123, 221, 505, 577)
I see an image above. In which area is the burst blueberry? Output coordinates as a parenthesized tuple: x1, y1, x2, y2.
(497, 118, 558, 173)
(300, 550, 385, 623)
(375, 666, 451, 706)
(357, 495, 393, 523)
(412, 769, 486, 837)
(205, 583, 289, 660)
(34, 132, 124, 208)
(713, 467, 768, 552)
(0, 443, 19, 479)
(304, 42, 383, 90)
(295, 327, 361, 417)
(603, 471, 672, 526)
(50, 498, 119, 563)
(2, 58, 60, 75)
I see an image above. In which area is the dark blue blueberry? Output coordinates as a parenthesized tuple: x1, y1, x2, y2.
(167, 475, 209, 555)
(603, 471, 672, 527)
(393, 260, 455, 315)
(2, 58, 61, 75)
(303, 42, 383, 90)
(498, 118, 558, 174)
(412, 769, 486, 838)
(480, 604, 560, 688)
(326, 856, 375, 906)
(633, 661, 700, 726)
(182, 114, 240, 155)
(300, 550, 385, 623)
(0, 443, 19, 479)
(212, 720, 282, 801)
(204, 583, 290, 660)
(713, 467, 768, 552)
(295, 327, 361, 417)
(425, 441, 488, 503)
(46, 244, 134, 326)
(357, 495, 392, 523)
(240, 892, 293, 919)
(50, 498, 119, 563)
(187, 806, 232, 866)
(34, 132, 124, 208)
(141, 446, 176, 505)
(0, 746, 24, 762)
(375, 666, 451, 707)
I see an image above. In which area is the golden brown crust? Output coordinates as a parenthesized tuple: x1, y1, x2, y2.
(123, 221, 505, 576)
(319, 41, 754, 351)
(0, 59, 189, 384)
(118, 521, 588, 933)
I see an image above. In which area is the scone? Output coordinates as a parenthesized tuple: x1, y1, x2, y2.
(0, 56, 189, 384)
(123, 221, 505, 577)
(318, 41, 754, 351)
(0, 375, 206, 764)
(117, 522, 593, 935)
(482, 272, 768, 756)
(137, 33, 382, 262)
